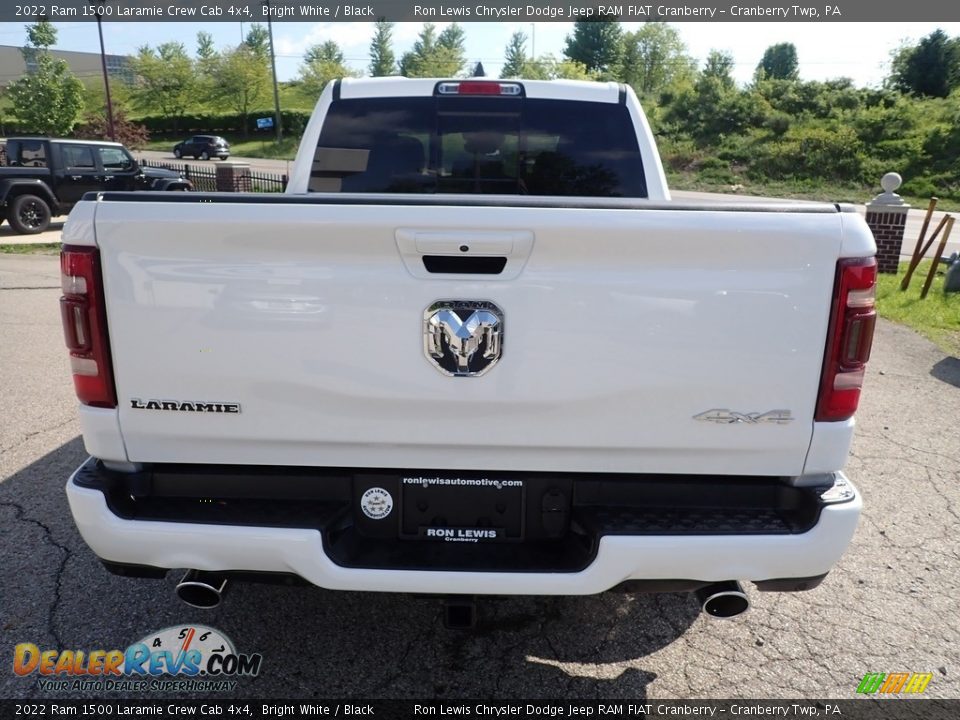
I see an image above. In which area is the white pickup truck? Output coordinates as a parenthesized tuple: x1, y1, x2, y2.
(62, 78, 875, 625)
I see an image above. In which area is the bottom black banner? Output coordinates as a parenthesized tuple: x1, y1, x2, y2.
(1, 700, 958, 720)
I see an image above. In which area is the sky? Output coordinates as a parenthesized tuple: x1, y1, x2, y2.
(5, 21, 960, 88)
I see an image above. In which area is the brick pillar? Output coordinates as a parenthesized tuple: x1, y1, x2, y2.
(865, 172, 910, 274)
(215, 162, 251, 192)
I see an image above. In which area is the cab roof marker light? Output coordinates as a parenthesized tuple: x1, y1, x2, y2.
(436, 82, 523, 96)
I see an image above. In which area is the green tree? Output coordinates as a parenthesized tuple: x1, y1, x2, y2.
(27, 20, 56, 48)
(702, 49, 735, 88)
(501, 31, 528, 79)
(437, 24, 466, 55)
(196, 31, 216, 63)
(129, 42, 195, 131)
(399, 23, 466, 78)
(551, 59, 599, 81)
(521, 56, 598, 81)
(81, 75, 132, 117)
(399, 23, 437, 76)
(300, 41, 358, 99)
(619, 22, 696, 97)
(211, 45, 271, 136)
(889, 29, 960, 97)
(194, 31, 218, 97)
(756, 42, 799, 80)
(7, 20, 84, 135)
(305, 40, 345, 65)
(667, 75, 763, 144)
(753, 77, 860, 119)
(369, 19, 396, 76)
(244, 24, 271, 59)
(563, 20, 623, 75)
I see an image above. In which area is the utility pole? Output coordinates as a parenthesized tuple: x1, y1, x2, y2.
(263, 0, 283, 142)
(95, 10, 116, 141)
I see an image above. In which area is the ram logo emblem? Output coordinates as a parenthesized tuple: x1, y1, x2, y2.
(423, 301, 503, 377)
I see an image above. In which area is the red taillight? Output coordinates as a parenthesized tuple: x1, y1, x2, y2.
(60, 245, 116, 408)
(815, 257, 877, 422)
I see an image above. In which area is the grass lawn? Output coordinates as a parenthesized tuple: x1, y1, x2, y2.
(876, 261, 960, 356)
(0, 243, 61, 254)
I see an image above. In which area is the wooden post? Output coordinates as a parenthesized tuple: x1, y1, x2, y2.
(902, 215, 949, 291)
(901, 197, 938, 290)
(921, 216, 955, 299)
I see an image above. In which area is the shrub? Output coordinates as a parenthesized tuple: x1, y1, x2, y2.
(749, 125, 866, 182)
(135, 109, 311, 136)
(694, 157, 738, 184)
(74, 109, 150, 149)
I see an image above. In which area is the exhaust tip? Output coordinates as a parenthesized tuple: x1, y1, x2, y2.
(176, 570, 228, 610)
(695, 581, 750, 619)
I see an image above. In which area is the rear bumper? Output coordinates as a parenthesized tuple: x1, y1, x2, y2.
(66, 459, 861, 595)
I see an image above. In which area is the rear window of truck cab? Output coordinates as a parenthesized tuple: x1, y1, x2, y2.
(309, 95, 647, 197)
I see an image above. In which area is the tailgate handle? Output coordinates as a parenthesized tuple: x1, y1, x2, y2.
(413, 232, 515, 255)
(396, 228, 534, 280)
(422, 255, 507, 274)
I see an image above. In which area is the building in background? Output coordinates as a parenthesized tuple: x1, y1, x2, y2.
(0, 45, 133, 88)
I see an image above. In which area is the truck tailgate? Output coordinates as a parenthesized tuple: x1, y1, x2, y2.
(93, 198, 844, 477)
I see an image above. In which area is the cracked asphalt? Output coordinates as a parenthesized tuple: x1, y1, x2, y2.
(1, 252, 958, 700)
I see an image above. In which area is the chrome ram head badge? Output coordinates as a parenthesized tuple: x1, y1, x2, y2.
(423, 300, 504, 377)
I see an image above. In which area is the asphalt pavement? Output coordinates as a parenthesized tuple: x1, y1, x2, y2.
(0, 251, 957, 700)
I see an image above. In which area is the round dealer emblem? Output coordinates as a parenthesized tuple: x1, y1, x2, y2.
(360, 487, 393, 520)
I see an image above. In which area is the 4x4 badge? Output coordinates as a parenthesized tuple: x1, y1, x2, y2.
(693, 409, 793, 425)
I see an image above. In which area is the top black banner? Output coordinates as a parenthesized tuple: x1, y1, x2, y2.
(2, 700, 960, 719)
(3, 1, 960, 23)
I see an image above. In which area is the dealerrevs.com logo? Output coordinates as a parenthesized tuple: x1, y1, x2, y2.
(856, 672, 933, 694)
(14, 625, 262, 692)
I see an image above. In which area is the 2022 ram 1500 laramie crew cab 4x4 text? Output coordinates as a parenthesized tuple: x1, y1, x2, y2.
(60, 78, 875, 621)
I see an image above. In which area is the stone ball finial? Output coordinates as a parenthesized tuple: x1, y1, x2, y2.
(869, 171, 908, 207)
(881, 172, 902, 193)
